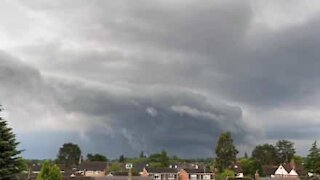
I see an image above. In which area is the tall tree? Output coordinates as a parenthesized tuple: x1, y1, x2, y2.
(305, 141, 320, 174)
(275, 140, 296, 164)
(252, 144, 277, 165)
(87, 153, 108, 162)
(57, 143, 81, 167)
(215, 132, 238, 172)
(139, 151, 146, 158)
(119, 154, 125, 163)
(0, 106, 24, 178)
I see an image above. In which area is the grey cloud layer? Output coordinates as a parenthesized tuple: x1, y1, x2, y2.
(0, 51, 256, 158)
(1, 0, 320, 158)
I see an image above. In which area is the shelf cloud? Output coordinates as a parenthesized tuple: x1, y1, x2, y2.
(1, 0, 320, 158)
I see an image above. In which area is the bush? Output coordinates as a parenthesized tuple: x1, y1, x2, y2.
(215, 169, 235, 180)
(36, 161, 63, 180)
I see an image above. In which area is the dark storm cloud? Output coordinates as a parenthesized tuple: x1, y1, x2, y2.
(211, 18, 320, 107)
(1, 0, 320, 158)
(48, 78, 256, 157)
(20, 0, 320, 108)
(0, 49, 257, 158)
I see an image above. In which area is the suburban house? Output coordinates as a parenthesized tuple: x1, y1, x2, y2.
(78, 161, 108, 177)
(262, 160, 305, 179)
(139, 165, 214, 180)
(274, 165, 289, 178)
(179, 168, 215, 180)
(141, 167, 179, 179)
(274, 164, 300, 179)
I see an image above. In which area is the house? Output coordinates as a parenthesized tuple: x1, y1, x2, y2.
(78, 161, 108, 177)
(179, 168, 214, 180)
(274, 165, 289, 178)
(271, 164, 301, 179)
(231, 161, 244, 177)
(283, 162, 305, 177)
(141, 167, 179, 179)
(263, 162, 305, 179)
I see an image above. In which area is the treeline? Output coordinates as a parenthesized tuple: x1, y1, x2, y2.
(214, 132, 320, 179)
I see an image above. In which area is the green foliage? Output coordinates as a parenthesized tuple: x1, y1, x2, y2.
(222, 169, 236, 177)
(275, 140, 296, 164)
(169, 155, 182, 165)
(56, 143, 81, 167)
(108, 162, 122, 173)
(50, 165, 63, 180)
(87, 153, 108, 162)
(305, 141, 320, 174)
(292, 155, 304, 166)
(215, 132, 238, 172)
(0, 106, 24, 179)
(36, 161, 62, 180)
(240, 159, 264, 177)
(149, 150, 169, 168)
(215, 169, 235, 180)
(252, 144, 277, 165)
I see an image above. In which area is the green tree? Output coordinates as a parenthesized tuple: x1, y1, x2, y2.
(49, 165, 63, 180)
(149, 150, 170, 168)
(87, 153, 108, 162)
(108, 162, 122, 173)
(215, 132, 238, 172)
(275, 140, 296, 164)
(0, 106, 24, 179)
(292, 155, 304, 166)
(57, 143, 81, 167)
(305, 141, 320, 174)
(36, 161, 62, 180)
(252, 144, 277, 165)
(215, 169, 235, 180)
(240, 158, 264, 177)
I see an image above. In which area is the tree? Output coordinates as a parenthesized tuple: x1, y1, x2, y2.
(149, 150, 170, 168)
(252, 144, 277, 165)
(139, 151, 146, 158)
(0, 106, 24, 178)
(305, 141, 320, 174)
(215, 169, 235, 180)
(49, 165, 63, 180)
(275, 140, 296, 164)
(108, 162, 122, 173)
(87, 153, 108, 162)
(240, 158, 264, 177)
(215, 132, 238, 172)
(36, 161, 62, 180)
(292, 155, 304, 166)
(119, 154, 126, 163)
(57, 143, 81, 167)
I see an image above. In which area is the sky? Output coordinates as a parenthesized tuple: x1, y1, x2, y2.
(1, 0, 320, 159)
